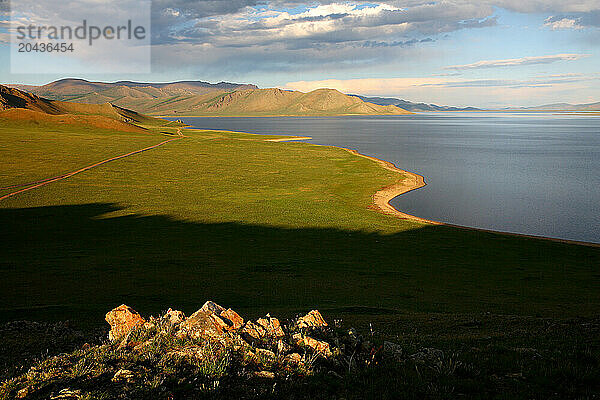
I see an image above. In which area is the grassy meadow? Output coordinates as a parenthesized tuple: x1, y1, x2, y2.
(1, 120, 598, 322)
(1, 119, 599, 397)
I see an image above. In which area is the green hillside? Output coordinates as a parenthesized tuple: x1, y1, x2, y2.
(15, 79, 412, 116)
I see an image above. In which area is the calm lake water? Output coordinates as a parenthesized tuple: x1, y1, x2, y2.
(178, 113, 600, 243)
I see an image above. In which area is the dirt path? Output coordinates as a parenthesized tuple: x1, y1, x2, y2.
(0, 137, 183, 202)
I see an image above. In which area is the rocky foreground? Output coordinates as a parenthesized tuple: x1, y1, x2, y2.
(2, 304, 599, 399)
(1, 302, 430, 399)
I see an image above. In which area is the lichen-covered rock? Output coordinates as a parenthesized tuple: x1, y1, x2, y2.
(255, 348, 277, 368)
(222, 308, 244, 330)
(296, 310, 327, 329)
(240, 320, 267, 343)
(197, 301, 243, 332)
(105, 305, 145, 342)
(179, 310, 228, 339)
(164, 308, 186, 325)
(256, 314, 285, 339)
(284, 352, 303, 364)
(201, 301, 226, 315)
(293, 333, 332, 358)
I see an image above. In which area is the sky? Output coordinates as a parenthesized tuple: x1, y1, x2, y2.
(1, 0, 599, 107)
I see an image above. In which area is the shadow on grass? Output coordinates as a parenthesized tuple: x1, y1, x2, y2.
(0, 203, 598, 325)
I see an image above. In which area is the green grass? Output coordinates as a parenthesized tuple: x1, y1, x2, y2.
(0, 120, 170, 193)
(0, 121, 598, 326)
(0, 119, 599, 397)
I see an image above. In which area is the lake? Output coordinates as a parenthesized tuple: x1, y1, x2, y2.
(177, 113, 600, 244)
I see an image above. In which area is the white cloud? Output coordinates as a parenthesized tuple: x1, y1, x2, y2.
(283, 74, 600, 107)
(444, 54, 590, 70)
(544, 17, 583, 30)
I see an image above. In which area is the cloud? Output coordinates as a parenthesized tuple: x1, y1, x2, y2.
(284, 73, 600, 107)
(544, 17, 583, 30)
(284, 75, 599, 93)
(147, 1, 500, 73)
(544, 11, 600, 29)
(444, 54, 591, 70)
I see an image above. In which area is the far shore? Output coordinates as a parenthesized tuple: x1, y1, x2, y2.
(153, 112, 413, 118)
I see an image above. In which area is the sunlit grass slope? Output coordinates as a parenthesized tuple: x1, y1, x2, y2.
(0, 122, 598, 324)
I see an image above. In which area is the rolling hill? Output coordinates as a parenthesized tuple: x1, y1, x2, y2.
(350, 95, 481, 112)
(10, 79, 412, 116)
(0, 84, 168, 132)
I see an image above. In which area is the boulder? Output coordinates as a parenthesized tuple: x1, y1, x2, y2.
(105, 305, 145, 342)
(200, 301, 226, 315)
(256, 314, 285, 338)
(296, 310, 327, 329)
(293, 333, 332, 358)
(179, 309, 228, 339)
(284, 353, 303, 365)
(198, 301, 242, 332)
(222, 308, 244, 330)
(163, 308, 185, 325)
(282, 353, 306, 372)
(240, 321, 267, 343)
(255, 348, 277, 368)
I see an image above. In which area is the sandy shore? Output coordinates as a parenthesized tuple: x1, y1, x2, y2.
(265, 136, 312, 142)
(341, 147, 599, 247)
(341, 149, 439, 225)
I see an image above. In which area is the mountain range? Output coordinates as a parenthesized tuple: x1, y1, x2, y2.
(0, 84, 163, 132)
(10, 79, 411, 116)
(504, 102, 600, 111)
(349, 95, 481, 112)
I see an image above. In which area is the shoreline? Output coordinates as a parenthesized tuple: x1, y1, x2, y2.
(344, 147, 599, 247)
(183, 126, 600, 248)
(341, 148, 438, 225)
(154, 112, 413, 118)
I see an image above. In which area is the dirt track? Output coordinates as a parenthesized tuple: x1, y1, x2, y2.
(0, 137, 183, 202)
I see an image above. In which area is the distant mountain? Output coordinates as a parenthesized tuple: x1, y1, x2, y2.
(505, 102, 600, 111)
(0, 84, 161, 132)
(11, 79, 412, 116)
(10, 78, 258, 103)
(349, 95, 480, 112)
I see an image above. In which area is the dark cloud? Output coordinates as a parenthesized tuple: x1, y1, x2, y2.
(153, 0, 261, 18)
(147, 0, 599, 73)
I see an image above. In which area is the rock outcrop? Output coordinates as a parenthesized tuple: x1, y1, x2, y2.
(104, 302, 336, 372)
(105, 304, 145, 342)
(3, 302, 432, 399)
